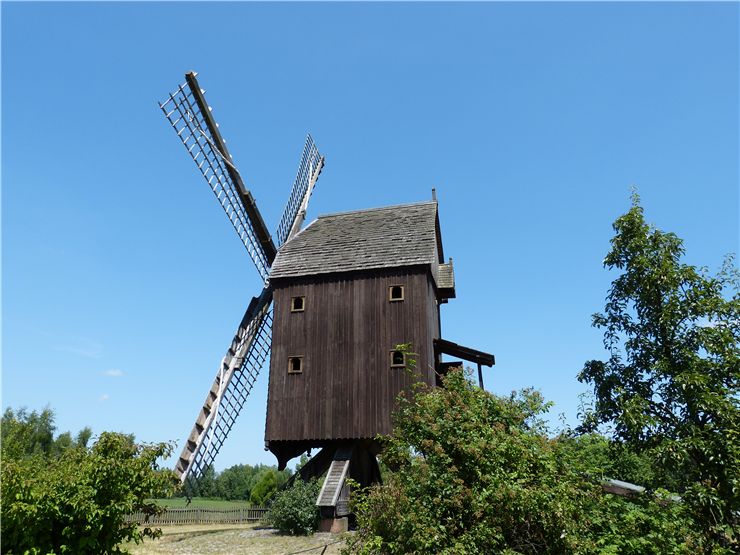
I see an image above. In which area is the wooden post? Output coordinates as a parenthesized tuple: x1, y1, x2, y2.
(477, 362, 484, 390)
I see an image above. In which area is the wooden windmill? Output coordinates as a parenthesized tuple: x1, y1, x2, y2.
(159, 72, 494, 521)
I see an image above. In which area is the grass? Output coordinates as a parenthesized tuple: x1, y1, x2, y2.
(152, 497, 256, 509)
(125, 524, 347, 555)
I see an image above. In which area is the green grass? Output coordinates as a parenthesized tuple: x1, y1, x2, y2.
(153, 497, 256, 509)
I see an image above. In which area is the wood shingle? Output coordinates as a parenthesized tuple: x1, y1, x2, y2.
(270, 201, 441, 280)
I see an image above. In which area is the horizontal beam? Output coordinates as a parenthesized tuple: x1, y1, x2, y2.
(434, 338, 495, 367)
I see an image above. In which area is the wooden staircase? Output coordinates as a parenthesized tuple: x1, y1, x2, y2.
(316, 447, 352, 511)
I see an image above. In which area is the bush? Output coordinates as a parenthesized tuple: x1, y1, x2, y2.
(1, 431, 178, 554)
(344, 369, 701, 555)
(269, 479, 322, 536)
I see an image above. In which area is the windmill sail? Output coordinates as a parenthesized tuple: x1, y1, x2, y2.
(276, 135, 325, 246)
(160, 71, 326, 492)
(159, 72, 276, 281)
(175, 288, 273, 491)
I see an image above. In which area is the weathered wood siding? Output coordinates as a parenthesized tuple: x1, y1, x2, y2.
(266, 266, 439, 442)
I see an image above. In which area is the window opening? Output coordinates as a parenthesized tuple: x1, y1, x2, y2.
(389, 285, 405, 302)
(291, 296, 305, 312)
(288, 356, 303, 374)
(390, 350, 406, 368)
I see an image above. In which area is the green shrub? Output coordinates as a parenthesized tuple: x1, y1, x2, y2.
(1, 431, 178, 554)
(344, 369, 702, 555)
(269, 478, 322, 536)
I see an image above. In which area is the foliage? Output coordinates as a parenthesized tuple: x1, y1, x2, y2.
(345, 369, 701, 555)
(578, 193, 739, 549)
(184, 463, 290, 503)
(216, 464, 252, 500)
(555, 433, 658, 489)
(250, 468, 289, 505)
(190, 464, 219, 498)
(1, 408, 179, 554)
(1, 407, 94, 460)
(268, 479, 322, 536)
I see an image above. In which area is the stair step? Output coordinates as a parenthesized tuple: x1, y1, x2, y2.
(316, 459, 350, 507)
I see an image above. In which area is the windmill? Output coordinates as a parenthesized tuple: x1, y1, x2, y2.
(160, 71, 495, 527)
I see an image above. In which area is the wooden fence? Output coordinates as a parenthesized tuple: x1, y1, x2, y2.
(126, 507, 269, 526)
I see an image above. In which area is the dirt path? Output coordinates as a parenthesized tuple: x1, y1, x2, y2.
(126, 524, 347, 554)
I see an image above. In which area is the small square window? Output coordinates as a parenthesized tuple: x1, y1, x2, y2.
(288, 356, 303, 374)
(389, 285, 405, 302)
(291, 296, 305, 312)
(390, 350, 406, 368)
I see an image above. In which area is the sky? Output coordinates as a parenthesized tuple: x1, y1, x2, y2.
(3, 2, 738, 472)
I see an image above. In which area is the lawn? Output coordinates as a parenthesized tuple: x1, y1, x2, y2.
(152, 497, 256, 509)
(125, 524, 347, 555)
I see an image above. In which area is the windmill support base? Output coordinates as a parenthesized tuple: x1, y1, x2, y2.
(275, 439, 382, 522)
(318, 516, 349, 534)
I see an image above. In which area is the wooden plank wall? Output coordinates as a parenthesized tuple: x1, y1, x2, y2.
(266, 266, 440, 442)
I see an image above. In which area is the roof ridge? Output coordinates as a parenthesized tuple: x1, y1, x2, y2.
(317, 200, 437, 219)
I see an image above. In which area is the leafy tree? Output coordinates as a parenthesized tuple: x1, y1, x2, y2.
(250, 468, 285, 505)
(217, 463, 253, 500)
(555, 432, 658, 489)
(269, 479, 322, 536)
(295, 453, 310, 472)
(579, 194, 739, 548)
(2, 431, 179, 554)
(2, 408, 96, 459)
(75, 426, 93, 449)
(52, 431, 74, 454)
(1, 407, 57, 458)
(192, 464, 218, 498)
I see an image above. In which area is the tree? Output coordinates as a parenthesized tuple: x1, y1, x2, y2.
(2, 408, 95, 459)
(579, 193, 739, 549)
(1, 407, 57, 458)
(346, 369, 699, 554)
(250, 468, 289, 505)
(217, 464, 254, 500)
(1, 408, 179, 554)
(193, 464, 218, 498)
(75, 426, 93, 449)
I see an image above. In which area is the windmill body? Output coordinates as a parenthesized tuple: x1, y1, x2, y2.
(265, 201, 455, 470)
(159, 72, 494, 520)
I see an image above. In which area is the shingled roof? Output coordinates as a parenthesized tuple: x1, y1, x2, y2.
(270, 201, 442, 280)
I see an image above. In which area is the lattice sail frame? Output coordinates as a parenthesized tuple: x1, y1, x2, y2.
(175, 293, 273, 490)
(276, 135, 324, 247)
(160, 72, 324, 492)
(159, 79, 271, 281)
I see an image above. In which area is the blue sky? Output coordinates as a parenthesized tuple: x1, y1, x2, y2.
(3, 2, 738, 471)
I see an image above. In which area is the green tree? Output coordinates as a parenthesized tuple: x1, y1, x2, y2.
(75, 426, 93, 449)
(1, 431, 179, 554)
(217, 464, 254, 500)
(191, 464, 218, 498)
(579, 194, 739, 549)
(250, 468, 282, 505)
(1, 407, 57, 458)
(52, 431, 74, 454)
